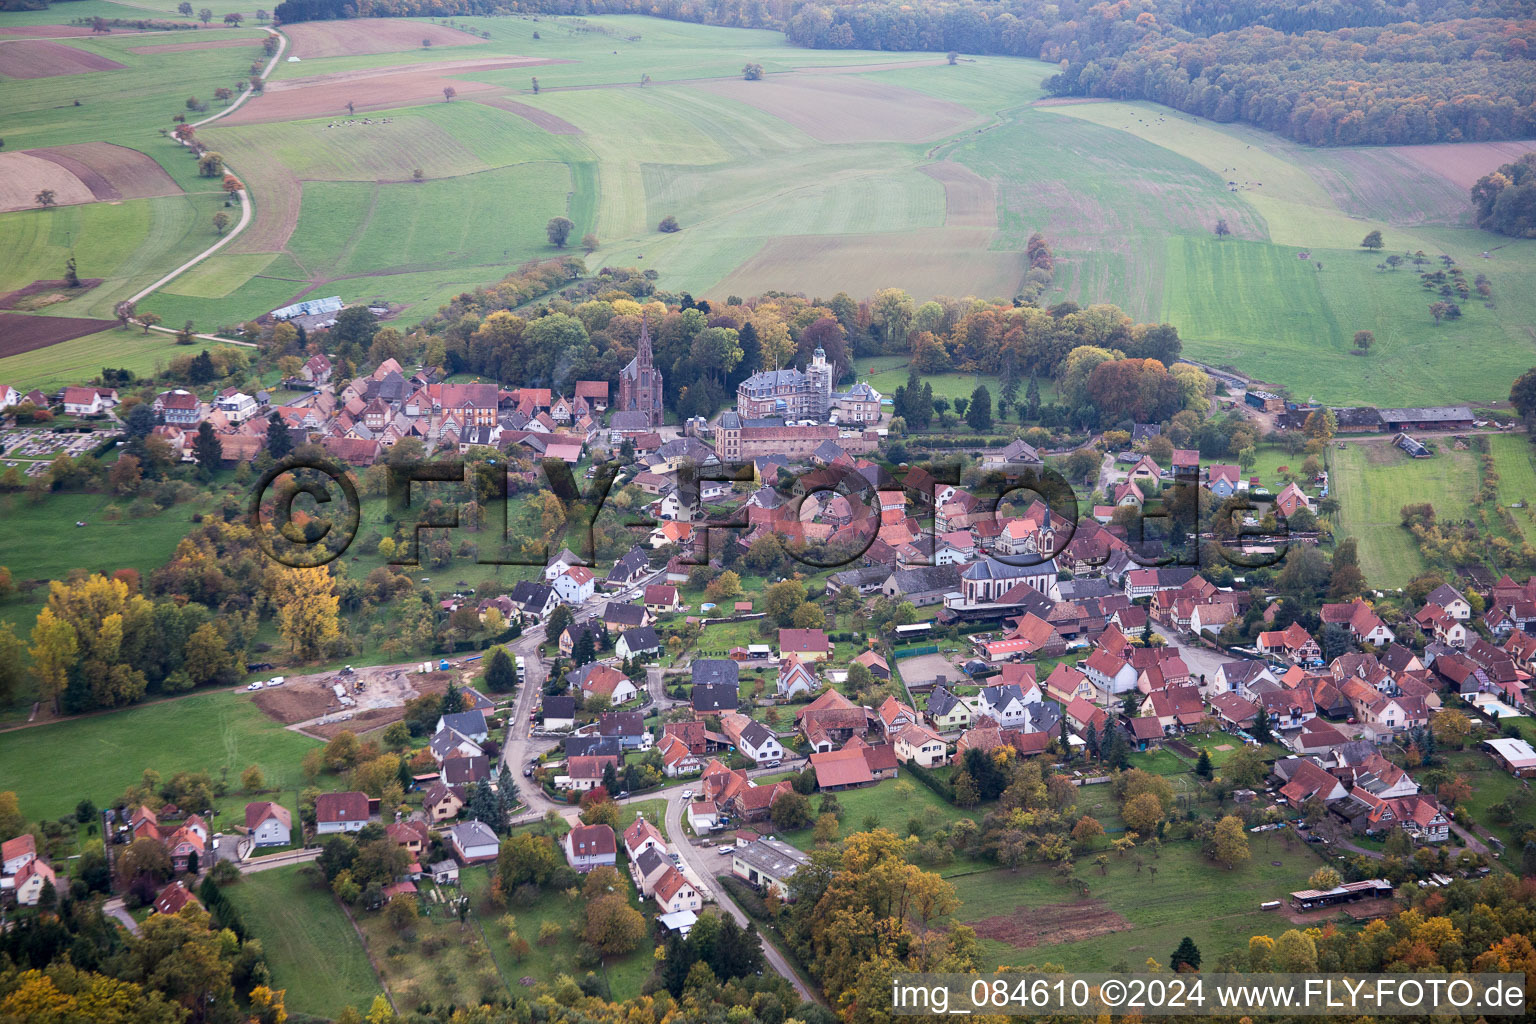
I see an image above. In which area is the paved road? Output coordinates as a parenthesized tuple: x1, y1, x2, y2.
(103, 897, 141, 936)
(662, 789, 816, 1002)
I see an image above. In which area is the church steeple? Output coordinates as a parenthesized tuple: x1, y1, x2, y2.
(636, 315, 653, 371)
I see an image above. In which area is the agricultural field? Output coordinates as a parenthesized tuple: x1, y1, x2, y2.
(222, 864, 384, 1020)
(2, 6, 1533, 409)
(0, 690, 320, 821)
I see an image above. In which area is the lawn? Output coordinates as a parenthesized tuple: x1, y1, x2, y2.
(1329, 439, 1480, 589)
(1437, 749, 1535, 860)
(0, 690, 319, 821)
(222, 864, 383, 1020)
(950, 830, 1328, 973)
(779, 776, 982, 851)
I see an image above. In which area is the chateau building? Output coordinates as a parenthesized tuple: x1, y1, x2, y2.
(619, 317, 664, 428)
(736, 347, 833, 421)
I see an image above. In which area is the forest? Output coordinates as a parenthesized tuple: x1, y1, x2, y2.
(1473, 153, 1536, 237)
(268, 0, 1536, 146)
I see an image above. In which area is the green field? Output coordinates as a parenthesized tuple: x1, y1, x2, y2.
(0, 691, 319, 821)
(1329, 439, 1480, 589)
(223, 864, 384, 1020)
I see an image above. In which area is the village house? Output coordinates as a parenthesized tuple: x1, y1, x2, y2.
(776, 659, 818, 699)
(423, 782, 466, 823)
(315, 792, 372, 834)
(894, 723, 949, 766)
(779, 628, 831, 662)
(925, 686, 976, 731)
(448, 821, 500, 863)
(563, 823, 618, 873)
(1257, 622, 1322, 665)
(623, 814, 666, 861)
(553, 565, 597, 605)
(244, 802, 292, 848)
(152, 880, 198, 917)
(653, 867, 702, 914)
(569, 663, 639, 706)
(719, 712, 786, 764)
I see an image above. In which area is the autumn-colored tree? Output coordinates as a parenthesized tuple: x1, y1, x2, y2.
(1071, 814, 1104, 849)
(1211, 815, 1250, 868)
(583, 892, 647, 955)
(272, 566, 341, 660)
(1123, 791, 1165, 835)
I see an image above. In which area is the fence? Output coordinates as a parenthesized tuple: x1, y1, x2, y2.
(894, 644, 938, 658)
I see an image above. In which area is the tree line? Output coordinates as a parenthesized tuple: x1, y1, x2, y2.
(1472, 152, 1536, 237)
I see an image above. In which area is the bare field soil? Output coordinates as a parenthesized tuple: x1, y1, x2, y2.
(283, 19, 489, 59)
(251, 665, 455, 725)
(0, 39, 126, 77)
(0, 278, 104, 310)
(126, 37, 260, 54)
(219, 59, 555, 124)
(919, 160, 996, 228)
(1393, 139, 1536, 189)
(970, 900, 1133, 948)
(693, 75, 976, 143)
(472, 96, 582, 134)
(33, 143, 181, 201)
(711, 227, 1024, 303)
(0, 313, 119, 358)
(0, 151, 97, 211)
(0, 143, 180, 212)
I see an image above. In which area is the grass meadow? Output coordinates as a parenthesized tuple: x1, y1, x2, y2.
(1328, 439, 1480, 589)
(222, 863, 384, 1020)
(951, 832, 1327, 973)
(0, 690, 319, 821)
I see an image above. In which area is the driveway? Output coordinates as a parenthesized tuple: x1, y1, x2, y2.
(1152, 623, 1234, 690)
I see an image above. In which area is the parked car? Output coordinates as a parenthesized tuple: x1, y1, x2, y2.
(246, 681, 263, 691)
(267, 676, 285, 687)
(681, 789, 692, 800)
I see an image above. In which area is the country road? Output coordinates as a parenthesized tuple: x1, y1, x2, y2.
(126, 26, 287, 314)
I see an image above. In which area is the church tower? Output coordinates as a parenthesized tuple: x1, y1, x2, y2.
(806, 346, 832, 420)
(619, 315, 664, 427)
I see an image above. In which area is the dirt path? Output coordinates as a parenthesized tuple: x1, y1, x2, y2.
(126, 26, 287, 312)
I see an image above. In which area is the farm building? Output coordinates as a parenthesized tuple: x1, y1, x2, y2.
(1288, 878, 1393, 911)
(1244, 390, 1283, 412)
(270, 296, 343, 322)
(1484, 736, 1536, 777)
(1333, 407, 1385, 432)
(1378, 406, 1474, 432)
(1394, 433, 1430, 458)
